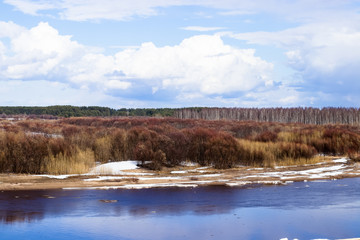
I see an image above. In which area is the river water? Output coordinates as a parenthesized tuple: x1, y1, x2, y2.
(1, 178, 360, 240)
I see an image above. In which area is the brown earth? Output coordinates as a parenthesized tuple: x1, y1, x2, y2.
(1, 157, 360, 191)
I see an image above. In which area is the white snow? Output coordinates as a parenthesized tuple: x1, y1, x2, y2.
(171, 170, 188, 174)
(180, 161, 198, 167)
(332, 158, 348, 163)
(84, 176, 130, 182)
(110, 172, 155, 176)
(38, 174, 76, 179)
(236, 163, 352, 181)
(189, 174, 223, 178)
(89, 161, 140, 175)
(247, 168, 264, 171)
(138, 176, 184, 181)
(196, 166, 211, 170)
(226, 181, 252, 186)
(66, 183, 199, 190)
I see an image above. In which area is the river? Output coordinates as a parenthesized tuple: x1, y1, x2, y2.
(1, 178, 360, 240)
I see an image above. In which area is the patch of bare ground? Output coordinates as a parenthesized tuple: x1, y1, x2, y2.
(1, 157, 360, 190)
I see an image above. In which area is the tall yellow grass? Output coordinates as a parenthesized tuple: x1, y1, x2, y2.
(44, 148, 95, 174)
(237, 139, 321, 168)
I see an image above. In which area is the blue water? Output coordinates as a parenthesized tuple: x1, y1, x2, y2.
(1, 178, 360, 240)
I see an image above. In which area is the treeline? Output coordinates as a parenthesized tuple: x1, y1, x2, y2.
(0, 106, 175, 118)
(175, 107, 360, 125)
(2, 106, 360, 125)
(1, 117, 360, 174)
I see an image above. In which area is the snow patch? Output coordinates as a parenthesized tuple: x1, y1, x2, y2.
(333, 158, 348, 163)
(190, 174, 223, 178)
(38, 174, 76, 179)
(84, 176, 130, 182)
(226, 181, 252, 186)
(138, 176, 184, 181)
(89, 161, 140, 175)
(171, 170, 188, 174)
(180, 161, 198, 167)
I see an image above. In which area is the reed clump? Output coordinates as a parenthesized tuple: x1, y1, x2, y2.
(44, 148, 95, 174)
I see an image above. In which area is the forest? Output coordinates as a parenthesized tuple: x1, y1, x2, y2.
(0, 116, 360, 174)
(1, 106, 360, 125)
(0, 106, 175, 118)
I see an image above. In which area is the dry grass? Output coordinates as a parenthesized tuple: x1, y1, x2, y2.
(44, 148, 95, 174)
(274, 155, 327, 167)
(237, 139, 319, 168)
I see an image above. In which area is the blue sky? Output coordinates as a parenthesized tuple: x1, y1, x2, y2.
(0, 0, 360, 108)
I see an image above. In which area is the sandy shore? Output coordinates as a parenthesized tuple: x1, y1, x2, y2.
(1, 157, 360, 191)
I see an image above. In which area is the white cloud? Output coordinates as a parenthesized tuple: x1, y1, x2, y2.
(4, 0, 190, 21)
(0, 21, 26, 38)
(5, 0, 358, 22)
(229, 20, 360, 88)
(104, 80, 132, 90)
(0, 22, 274, 104)
(114, 35, 273, 96)
(4, 0, 57, 15)
(6, 22, 83, 79)
(0, 22, 119, 90)
(181, 26, 225, 32)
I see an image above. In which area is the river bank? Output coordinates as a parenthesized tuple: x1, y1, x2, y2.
(1, 157, 360, 191)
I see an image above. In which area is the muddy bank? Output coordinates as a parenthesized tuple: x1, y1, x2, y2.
(1, 158, 360, 191)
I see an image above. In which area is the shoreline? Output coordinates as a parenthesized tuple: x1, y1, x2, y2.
(1, 157, 360, 191)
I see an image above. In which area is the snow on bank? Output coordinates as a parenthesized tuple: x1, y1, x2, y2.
(238, 163, 350, 181)
(38, 174, 77, 179)
(171, 170, 188, 174)
(89, 161, 140, 175)
(63, 183, 199, 190)
(333, 158, 348, 163)
(39, 158, 358, 190)
(84, 176, 130, 182)
(180, 161, 199, 167)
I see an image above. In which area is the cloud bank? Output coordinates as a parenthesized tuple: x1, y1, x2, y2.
(0, 21, 276, 105)
(2, 0, 360, 107)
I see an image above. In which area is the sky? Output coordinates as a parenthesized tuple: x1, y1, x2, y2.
(0, 0, 360, 108)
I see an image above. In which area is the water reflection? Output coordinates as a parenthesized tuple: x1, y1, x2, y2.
(0, 178, 360, 224)
(0, 210, 43, 224)
(1, 179, 360, 239)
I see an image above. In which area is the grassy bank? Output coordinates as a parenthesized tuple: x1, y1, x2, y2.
(0, 117, 359, 174)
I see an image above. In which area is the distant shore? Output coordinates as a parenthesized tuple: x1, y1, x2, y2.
(1, 158, 360, 191)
